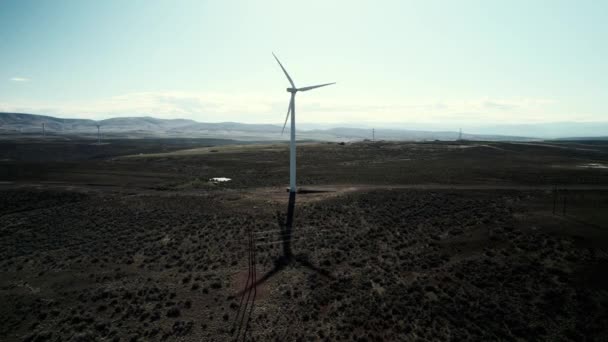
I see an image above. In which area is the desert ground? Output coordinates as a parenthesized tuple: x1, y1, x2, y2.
(1, 137, 607, 341)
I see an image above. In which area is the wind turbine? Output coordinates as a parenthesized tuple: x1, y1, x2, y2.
(273, 52, 335, 193)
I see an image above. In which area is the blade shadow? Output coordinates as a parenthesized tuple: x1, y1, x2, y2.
(233, 191, 333, 340)
(294, 255, 335, 280)
(235, 260, 285, 297)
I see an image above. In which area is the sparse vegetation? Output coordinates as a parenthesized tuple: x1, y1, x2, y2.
(1, 139, 607, 340)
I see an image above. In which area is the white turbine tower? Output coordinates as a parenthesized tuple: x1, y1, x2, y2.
(273, 53, 335, 193)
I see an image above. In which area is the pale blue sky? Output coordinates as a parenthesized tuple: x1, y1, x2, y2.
(0, 0, 606, 127)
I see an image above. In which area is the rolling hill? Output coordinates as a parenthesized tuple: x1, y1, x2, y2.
(0, 112, 543, 142)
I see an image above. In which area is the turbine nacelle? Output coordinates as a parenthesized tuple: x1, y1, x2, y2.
(287, 83, 336, 93)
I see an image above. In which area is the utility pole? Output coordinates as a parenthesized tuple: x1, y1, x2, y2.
(372, 128, 375, 141)
(96, 124, 101, 144)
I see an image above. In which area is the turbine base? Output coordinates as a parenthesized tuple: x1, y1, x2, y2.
(285, 187, 336, 194)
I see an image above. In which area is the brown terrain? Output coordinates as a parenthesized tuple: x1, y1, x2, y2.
(1, 137, 607, 341)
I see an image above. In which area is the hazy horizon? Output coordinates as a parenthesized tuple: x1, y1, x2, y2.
(1, 1, 606, 132)
(4, 111, 608, 139)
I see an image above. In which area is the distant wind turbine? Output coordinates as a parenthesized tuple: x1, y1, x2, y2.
(273, 52, 335, 193)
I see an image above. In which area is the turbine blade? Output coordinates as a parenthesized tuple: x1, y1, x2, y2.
(281, 96, 293, 135)
(297, 82, 336, 92)
(272, 53, 296, 88)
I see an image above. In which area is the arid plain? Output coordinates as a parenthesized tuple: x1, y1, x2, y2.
(1, 138, 607, 341)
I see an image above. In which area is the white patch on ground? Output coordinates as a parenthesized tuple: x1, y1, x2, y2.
(578, 163, 608, 169)
(210, 177, 232, 182)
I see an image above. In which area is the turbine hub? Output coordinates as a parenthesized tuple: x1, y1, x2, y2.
(287, 88, 297, 93)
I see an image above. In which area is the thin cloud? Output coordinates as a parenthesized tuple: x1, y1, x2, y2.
(10, 77, 29, 82)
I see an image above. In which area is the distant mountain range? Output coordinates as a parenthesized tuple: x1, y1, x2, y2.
(1, 112, 606, 142)
(466, 122, 608, 140)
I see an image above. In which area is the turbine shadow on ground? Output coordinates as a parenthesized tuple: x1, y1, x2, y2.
(236, 192, 334, 298)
